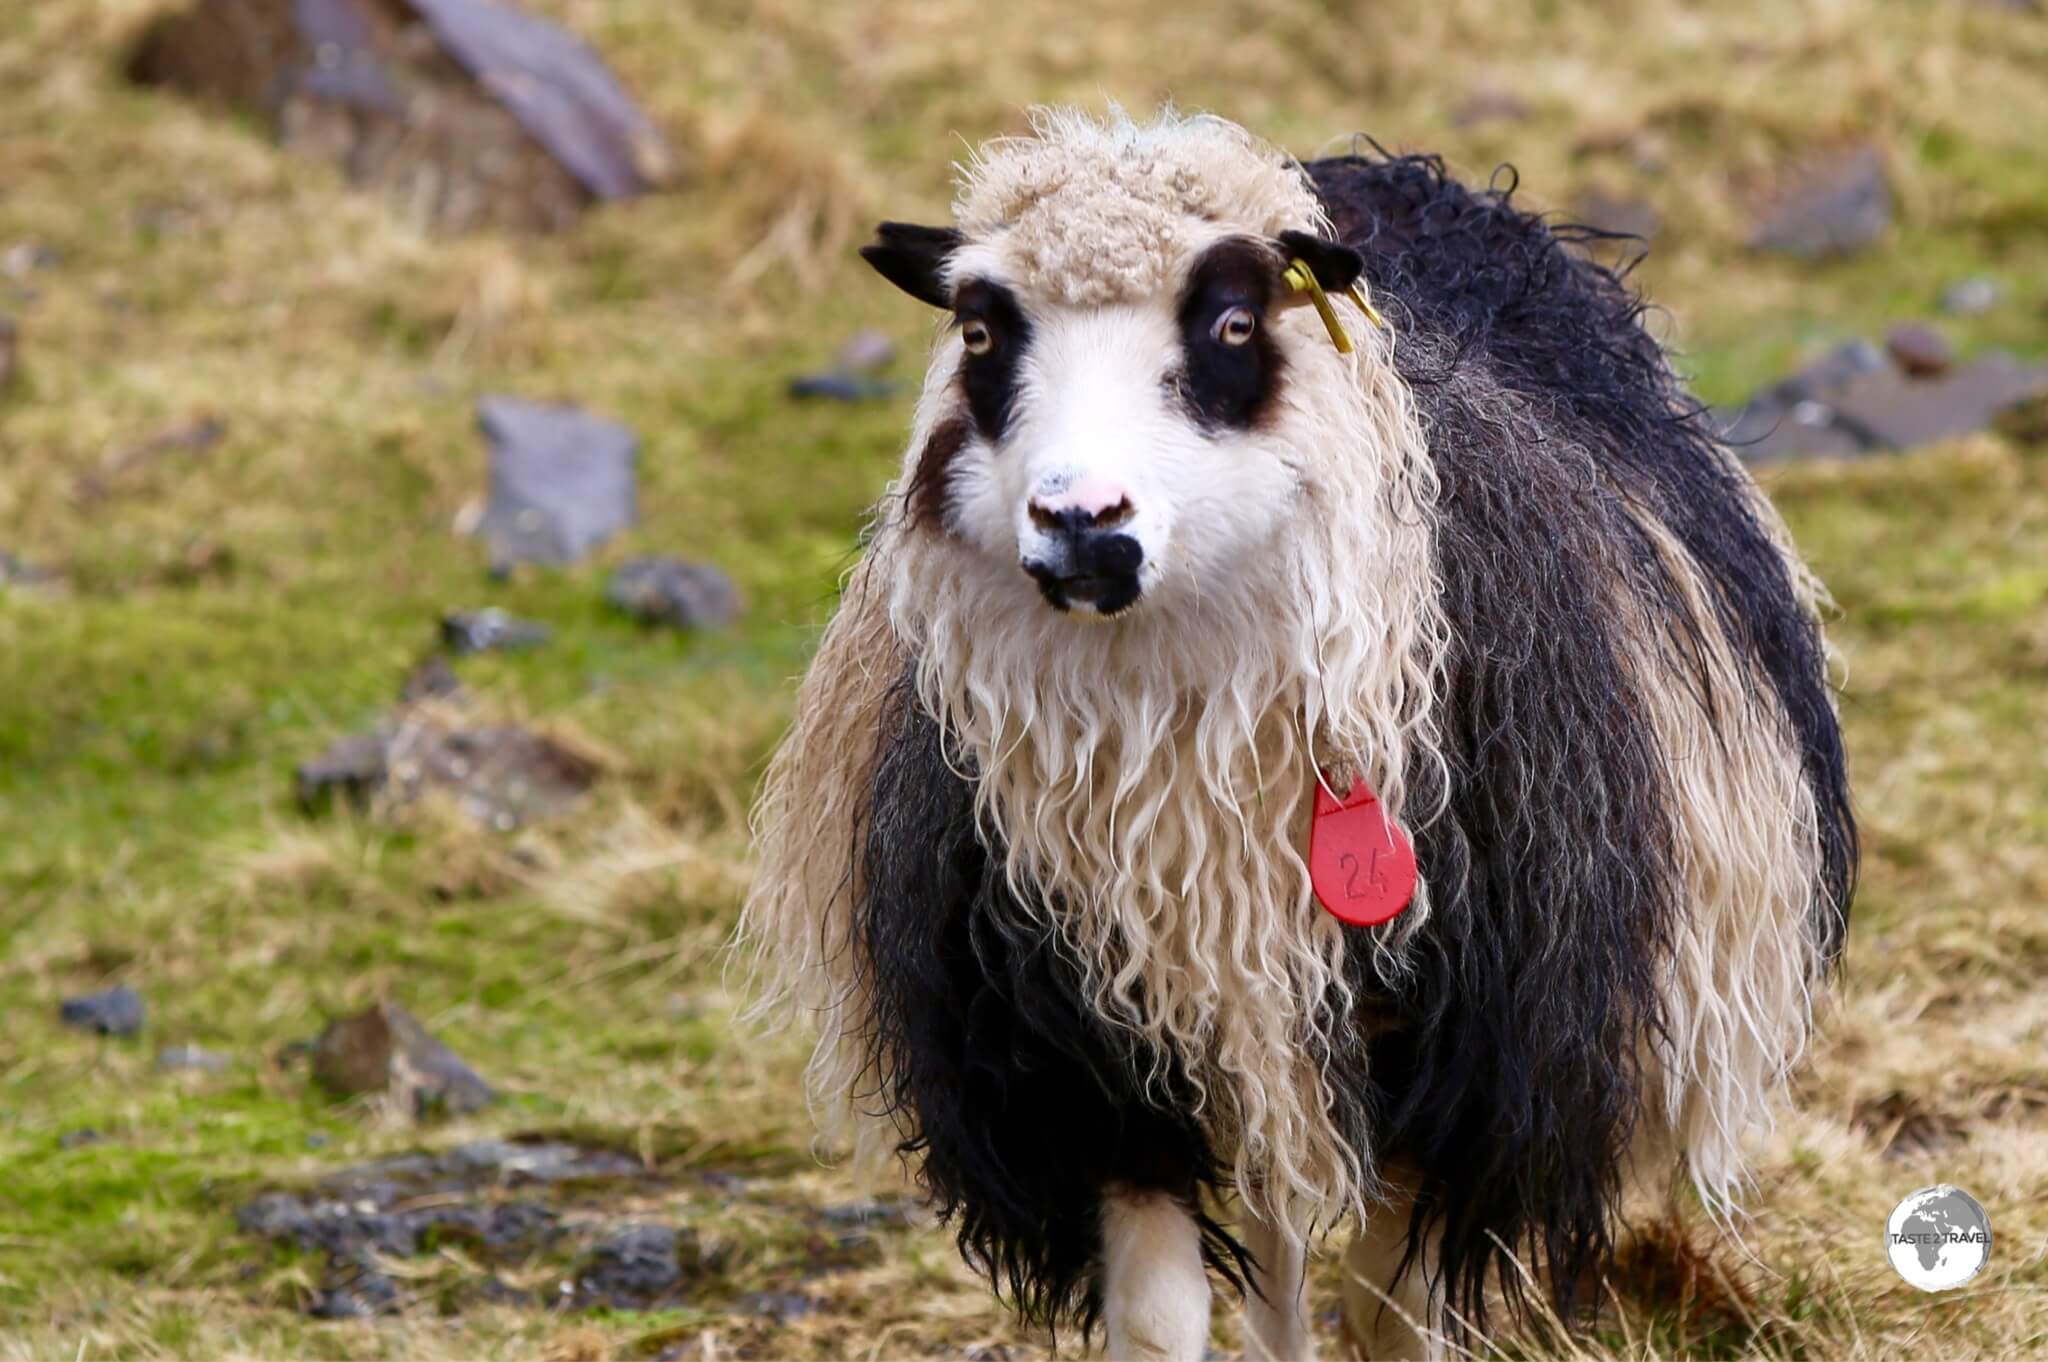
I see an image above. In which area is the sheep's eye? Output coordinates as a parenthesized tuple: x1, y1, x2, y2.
(961, 319, 995, 355)
(1212, 306, 1257, 347)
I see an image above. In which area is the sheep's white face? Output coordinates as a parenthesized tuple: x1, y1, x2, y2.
(865, 225, 1365, 619)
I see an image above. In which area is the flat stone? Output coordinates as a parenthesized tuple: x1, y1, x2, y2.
(474, 395, 637, 568)
(312, 1000, 496, 1117)
(1886, 322, 1956, 378)
(1828, 353, 2048, 450)
(1713, 397, 1867, 462)
(409, 0, 676, 199)
(59, 986, 145, 1037)
(606, 556, 741, 630)
(1939, 276, 2004, 316)
(1748, 144, 1893, 258)
(441, 607, 551, 655)
(157, 1043, 232, 1072)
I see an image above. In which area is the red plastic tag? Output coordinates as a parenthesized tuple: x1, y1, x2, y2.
(1309, 777, 1417, 926)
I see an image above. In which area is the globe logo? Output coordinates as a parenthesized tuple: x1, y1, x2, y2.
(1886, 1185, 1992, 1292)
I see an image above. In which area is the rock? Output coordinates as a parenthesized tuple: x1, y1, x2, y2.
(0, 550, 60, 593)
(1886, 322, 1956, 378)
(835, 328, 898, 374)
(739, 1290, 817, 1324)
(572, 1224, 702, 1309)
(473, 395, 637, 568)
(1572, 189, 1659, 242)
(312, 1000, 496, 1117)
(307, 1268, 402, 1319)
(398, 654, 466, 704)
(787, 372, 896, 402)
(1449, 87, 1530, 128)
(1748, 144, 1893, 258)
(127, 0, 672, 234)
(1828, 353, 2048, 450)
(606, 557, 741, 630)
(0, 315, 17, 391)
(816, 1197, 915, 1230)
(1939, 276, 2003, 316)
(297, 730, 392, 809)
(157, 1043, 232, 1072)
(59, 1128, 104, 1149)
(441, 607, 551, 655)
(59, 986, 145, 1037)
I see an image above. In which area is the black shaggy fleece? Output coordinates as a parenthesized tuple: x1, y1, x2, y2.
(1306, 152, 1857, 1330)
(852, 669, 1251, 1335)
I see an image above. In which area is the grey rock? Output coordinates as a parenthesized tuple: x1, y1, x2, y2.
(1779, 339, 1889, 400)
(312, 1000, 496, 1117)
(1828, 353, 2048, 450)
(740, 1289, 817, 1323)
(787, 372, 896, 402)
(607, 556, 741, 630)
(474, 395, 637, 568)
(409, 0, 675, 199)
(817, 1197, 915, 1229)
(296, 730, 391, 810)
(1939, 276, 2003, 316)
(398, 654, 465, 704)
(308, 1271, 401, 1319)
(573, 1223, 701, 1308)
(835, 328, 899, 374)
(59, 986, 145, 1037)
(1749, 145, 1893, 258)
(1886, 322, 1956, 378)
(157, 1043, 231, 1072)
(59, 1128, 103, 1149)
(441, 607, 551, 655)
(300, 705, 597, 828)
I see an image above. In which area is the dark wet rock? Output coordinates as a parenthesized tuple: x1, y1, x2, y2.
(607, 556, 741, 630)
(127, 0, 672, 234)
(299, 703, 599, 828)
(0, 315, 17, 391)
(59, 1128, 104, 1149)
(157, 1043, 231, 1072)
(312, 1000, 496, 1117)
(1748, 144, 1893, 258)
(1886, 322, 1956, 378)
(836, 328, 898, 374)
(1449, 87, 1530, 128)
(441, 607, 551, 655)
(1940, 276, 2004, 316)
(59, 986, 145, 1037)
(474, 395, 637, 568)
(739, 1290, 817, 1324)
(787, 372, 897, 402)
(570, 1223, 702, 1308)
(399, 654, 466, 704)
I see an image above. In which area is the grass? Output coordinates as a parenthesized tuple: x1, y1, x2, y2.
(2, 0, 2046, 1356)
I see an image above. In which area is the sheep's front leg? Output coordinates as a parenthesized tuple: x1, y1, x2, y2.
(1241, 1208, 1315, 1360)
(1339, 1171, 1444, 1362)
(1101, 1189, 1211, 1361)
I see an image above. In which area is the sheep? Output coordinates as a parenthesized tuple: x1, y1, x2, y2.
(742, 107, 1855, 1361)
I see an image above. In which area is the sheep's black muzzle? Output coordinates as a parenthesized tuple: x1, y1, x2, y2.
(1023, 528, 1144, 616)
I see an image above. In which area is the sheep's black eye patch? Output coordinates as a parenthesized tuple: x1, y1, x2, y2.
(953, 279, 1032, 442)
(1174, 238, 1284, 431)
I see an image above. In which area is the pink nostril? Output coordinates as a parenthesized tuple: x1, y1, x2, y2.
(1029, 476, 1136, 531)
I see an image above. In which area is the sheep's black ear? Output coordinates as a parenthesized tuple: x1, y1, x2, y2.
(1275, 229, 1365, 293)
(861, 222, 962, 309)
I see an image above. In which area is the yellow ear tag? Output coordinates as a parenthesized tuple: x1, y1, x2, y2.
(1282, 258, 1353, 354)
(1346, 283, 1387, 331)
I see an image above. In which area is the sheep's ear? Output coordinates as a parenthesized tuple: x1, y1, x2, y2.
(1275, 229, 1364, 294)
(861, 222, 962, 309)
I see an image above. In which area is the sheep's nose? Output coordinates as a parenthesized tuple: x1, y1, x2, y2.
(1028, 476, 1135, 536)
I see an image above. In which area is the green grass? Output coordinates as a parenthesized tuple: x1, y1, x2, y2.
(3, 0, 2047, 1356)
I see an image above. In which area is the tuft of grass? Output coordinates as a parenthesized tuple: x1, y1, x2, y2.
(2, 0, 2046, 1356)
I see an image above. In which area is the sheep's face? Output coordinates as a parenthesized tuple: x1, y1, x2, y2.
(864, 223, 1366, 619)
